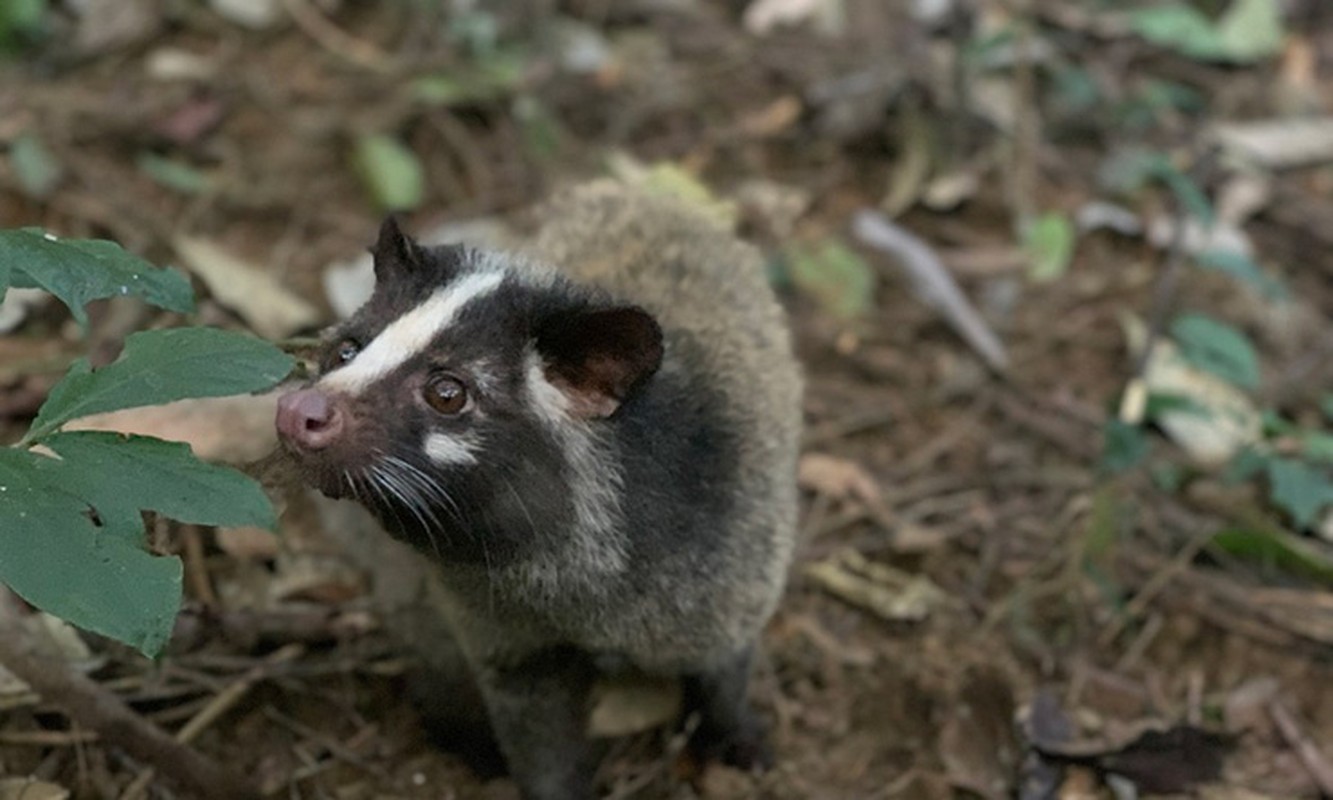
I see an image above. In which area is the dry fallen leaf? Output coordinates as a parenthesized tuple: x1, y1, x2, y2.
(65, 393, 282, 464)
(0, 778, 70, 800)
(738, 95, 803, 138)
(798, 452, 881, 504)
(804, 548, 949, 622)
(743, 0, 845, 36)
(174, 236, 323, 339)
(1213, 117, 1333, 170)
(216, 526, 281, 561)
(1123, 317, 1262, 465)
(268, 553, 365, 604)
(939, 667, 1020, 800)
(588, 674, 681, 738)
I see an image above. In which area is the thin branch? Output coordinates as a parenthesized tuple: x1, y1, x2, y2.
(852, 210, 1010, 373)
(0, 601, 260, 800)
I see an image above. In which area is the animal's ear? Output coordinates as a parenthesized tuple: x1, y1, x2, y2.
(535, 306, 663, 419)
(371, 216, 423, 283)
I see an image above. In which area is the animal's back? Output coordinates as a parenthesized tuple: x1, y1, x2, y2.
(522, 182, 804, 666)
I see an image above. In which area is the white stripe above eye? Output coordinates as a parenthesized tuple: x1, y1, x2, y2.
(320, 270, 505, 395)
(423, 432, 480, 465)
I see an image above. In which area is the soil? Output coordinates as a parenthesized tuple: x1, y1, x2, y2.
(1, 2, 1331, 799)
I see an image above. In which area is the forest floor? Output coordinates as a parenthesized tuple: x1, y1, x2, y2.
(1, 1, 1332, 799)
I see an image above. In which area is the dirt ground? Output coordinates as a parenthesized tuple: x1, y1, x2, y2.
(2, 1, 1332, 799)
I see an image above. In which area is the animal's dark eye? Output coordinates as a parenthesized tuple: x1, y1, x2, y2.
(424, 375, 468, 414)
(335, 340, 360, 364)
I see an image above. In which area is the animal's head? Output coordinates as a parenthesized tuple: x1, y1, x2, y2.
(275, 218, 663, 561)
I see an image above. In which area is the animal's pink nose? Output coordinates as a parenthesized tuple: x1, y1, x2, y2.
(276, 389, 344, 451)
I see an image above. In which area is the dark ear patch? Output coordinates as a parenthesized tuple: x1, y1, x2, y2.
(536, 306, 663, 419)
(371, 216, 423, 283)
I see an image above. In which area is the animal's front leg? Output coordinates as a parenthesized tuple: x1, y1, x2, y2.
(683, 646, 773, 771)
(479, 646, 602, 800)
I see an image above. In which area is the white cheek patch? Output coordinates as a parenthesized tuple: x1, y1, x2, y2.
(321, 270, 506, 395)
(423, 432, 481, 466)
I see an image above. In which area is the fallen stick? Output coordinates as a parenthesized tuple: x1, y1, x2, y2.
(851, 210, 1009, 373)
(0, 602, 259, 800)
(120, 643, 305, 800)
(1269, 701, 1333, 796)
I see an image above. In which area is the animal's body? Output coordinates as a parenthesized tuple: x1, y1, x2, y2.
(276, 182, 802, 800)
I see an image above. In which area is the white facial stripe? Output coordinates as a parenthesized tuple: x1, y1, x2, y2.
(321, 270, 505, 394)
(525, 351, 570, 422)
(423, 432, 480, 465)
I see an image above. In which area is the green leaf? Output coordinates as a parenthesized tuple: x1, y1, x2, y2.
(1195, 249, 1286, 299)
(513, 95, 563, 161)
(1084, 485, 1122, 559)
(351, 134, 424, 212)
(1155, 162, 1215, 225)
(786, 239, 876, 320)
(1212, 525, 1333, 585)
(1223, 447, 1269, 483)
(1216, 0, 1284, 62)
(0, 448, 181, 657)
(1131, 4, 1225, 59)
(10, 133, 62, 199)
(0, 0, 45, 43)
(1050, 65, 1101, 116)
(447, 9, 500, 55)
(1024, 212, 1076, 283)
(1321, 394, 1333, 423)
(136, 152, 213, 195)
(1096, 149, 1214, 224)
(40, 431, 277, 531)
(413, 50, 526, 105)
(1261, 409, 1297, 437)
(1098, 148, 1169, 195)
(1101, 419, 1149, 474)
(25, 327, 294, 444)
(1170, 313, 1260, 390)
(1266, 457, 1333, 529)
(1145, 391, 1211, 420)
(1302, 431, 1333, 465)
(0, 229, 194, 324)
(1150, 461, 1187, 493)
(1131, 0, 1283, 63)
(630, 161, 737, 229)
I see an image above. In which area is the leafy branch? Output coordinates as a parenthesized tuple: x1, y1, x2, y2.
(0, 229, 294, 657)
(1100, 156, 1333, 570)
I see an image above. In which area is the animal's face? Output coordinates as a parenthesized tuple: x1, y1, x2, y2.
(275, 219, 662, 561)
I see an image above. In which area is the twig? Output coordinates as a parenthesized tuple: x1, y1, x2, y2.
(0, 729, 100, 745)
(802, 406, 896, 447)
(119, 644, 305, 800)
(1007, 0, 1039, 229)
(1130, 212, 1190, 382)
(1098, 527, 1215, 648)
(281, 0, 394, 72)
(852, 210, 1009, 373)
(262, 706, 390, 780)
(181, 526, 218, 609)
(0, 602, 259, 800)
(1269, 701, 1333, 796)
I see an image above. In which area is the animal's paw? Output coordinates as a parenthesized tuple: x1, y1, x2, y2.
(688, 717, 774, 774)
(717, 729, 774, 773)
